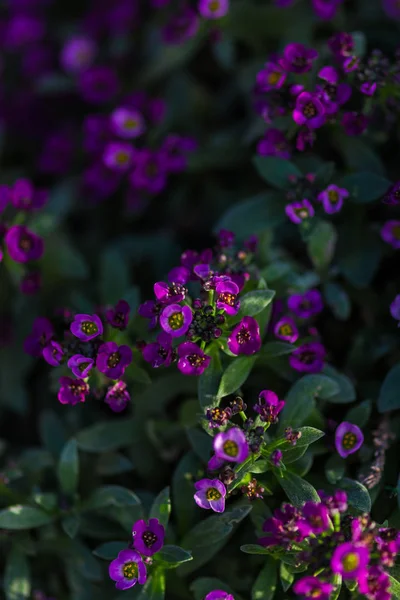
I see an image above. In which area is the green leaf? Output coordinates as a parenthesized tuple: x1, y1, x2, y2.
(323, 282, 351, 321)
(4, 546, 31, 600)
(214, 192, 285, 238)
(253, 156, 302, 189)
(240, 544, 270, 555)
(96, 453, 134, 476)
(279, 375, 340, 432)
(233, 289, 275, 323)
(137, 569, 165, 600)
(314, 161, 335, 186)
(307, 221, 337, 271)
(41, 233, 88, 280)
(84, 486, 141, 510)
(217, 356, 257, 398)
(322, 365, 356, 404)
(325, 455, 345, 485)
(198, 351, 222, 409)
(0, 506, 54, 530)
(155, 545, 193, 568)
(340, 172, 391, 203)
(61, 515, 80, 539)
(277, 472, 320, 506)
(39, 410, 67, 457)
(252, 557, 277, 600)
(336, 135, 385, 175)
(389, 575, 400, 600)
(93, 541, 127, 560)
(57, 439, 79, 496)
(99, 246, 130, 305)
(378, 364, 400, 412)
(259, 342, 296, 360)
(186, 428, 213, 463)
(76, 419, 133, 453)
(149, 486, 171, 528)
(172, 452, 202, 536)
(345, 399, 372, 427)
(340, 478, 371, 512)
(337, 225, 383, 289)
(280, 562, 294, 592)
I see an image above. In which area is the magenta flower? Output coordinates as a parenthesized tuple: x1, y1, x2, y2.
(331, 542, 369, 579)
(105, 381, 131, 413)
(228, 316, 261, 355)
(177, 342, 211, 375)
(0, 185, 9, 212)
(58, 377, 89, 406)
(274, 316, 299, 343)
(381, 220, 400, 249)
(161, 134, 197, 173)
(257, 129, 291, 159)
(79, 66, 119, 104)
(256, 62, 287, 91)
(335, 422, 364, 458)
(318, 490, 348, 515)
(358, 566, 391, 599)
(289, 342, 325, 373)
(129, 149, 167, 195)
(96, 342, 133, 379)
(216, 279, 240, 315)
(341, 112, 368, 136)
(67, 354, 94, 379)
(109, 549, 147, 591)
(60, 36, 96, 73)
(70, 314, 103, 341)
(254, 390, 285, 423)
(288, 289, 323, 318)
(293, 576, 333, 600)
(317, 184, 348, 214)
(23, 317, 54, 357)
(105, 300, 130, 330)
(302, 502, 330, 534)
(138, 300, 162, 329)
(5, 225, 44, 263)
(205, 592, 234, 600)
(296, 128, 316, 152)
(161, 7, 199, 45)
(110, 107, 145, 139)
(214, 427, 249, 463)
(43, 341, 64, 367)
(317, 66, 351, 114)
(312, 0, 342, 20)
(132, 518, 165, 557)
(143, 332, 174, 368)
(328, 32, 354, 58)
(103, 142, 135, 171)
(343, 55, 360, 72)
(280, 43, 318, 74)
(286, 199, 315, 224)
(10, 179, 48, 212)
(390, 295, 400, 323)
(293, 92, 325, 129)
(198, 0, 229, 19)
(168, 266, 191, 285)
(194, 478, 226, 513)
(271, 449, 283, 467)
(360, 81, 377, 96)
(259, 504, 310, 548)
(154, 281, 186, 305)
(160, 304, 193, 337)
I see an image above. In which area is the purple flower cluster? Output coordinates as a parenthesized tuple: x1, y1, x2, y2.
(109, 518, 165, 590)
(139, 231, 262, 376)
(257, 491, 400, 600)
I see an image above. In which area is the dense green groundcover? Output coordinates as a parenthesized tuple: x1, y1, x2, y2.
(1, 0, 400, 599)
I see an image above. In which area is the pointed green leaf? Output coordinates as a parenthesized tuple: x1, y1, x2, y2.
(217, 356, 257, 398)
(57, 439, 79, 496)
(149, 487, 171, 528)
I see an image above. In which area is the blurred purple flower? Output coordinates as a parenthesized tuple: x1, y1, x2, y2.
(341, 112, 368, 136)
(23, 317, 54, 357)
(280, 43, 318, 74)
(294, 577, 333, 600)
(288, 289, 323, 318)
(143, 332, 174, 368)
(317, 184, 348, 213)
(68, 354, 94, 378)
(289, 342, 325, 373)
(293, 92, 326, 129)
(10, 179, 48, 212)
(257, 129, 291, 159)
(5, 225, 44, 263)
(58, 376, 89, 405)
(105, 381, 131, 412)
(79, 66, 119, 104)
(274, 316, 299, 343)
(61, 36, 97, 73)
(214, 427, 249, 462)
(381, 220, 400, 248)
(286, 199, 314, 223)
(331, 542, 369, 579)
(162, 6, 199, 45)
(43, 341, 64, 367)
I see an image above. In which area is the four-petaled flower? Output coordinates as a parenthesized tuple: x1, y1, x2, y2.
(70, 313, 103, 341)
(194, 478, 226, 513)
(213, 427, 249, 463)
(335, 421, 364, 458)
(132, 518, 165, 557)
(109, 549, 147, 591)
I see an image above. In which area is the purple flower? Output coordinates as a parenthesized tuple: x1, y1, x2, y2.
(358, 566, 391, 599)
(293, 577, 333, 600)
(254, 390, 285, 423)
(343, 56, 360, 72)
(109, 548, 147, 591)
(198, 0, 229, 18)
(194, 478, 226, 513)
(228, 316, 261, 356)
(216, 279, 240, 316)
(288, 290, 323, 318)
(296, 128, 316, 152)
(70, 314, 103, 341)
(43, 341, 64, 367)
(331, 542, 369, 579)
(390, 295, 400, 322)
(335, 422, 364, 458)
(5, 226, 44, 263)
(129, 149, 167, 195)
(139, 300, 162, 329)
(341, 112, 368, 136)
(382, 0, 400, 18)
(293, 92, 325, 129)
(286, 199, 315, 224)
(103, 142, 135, 171)
(218, 229, 235, 248)
(168, 266, 191, 285)
(256, 62, 287, 91)
(143, 332, 174, 368)
(161, 134, 197, 173)
(96, 342, 133, 379)
(274, 316, 299, 343)
(105, 381, 131, 412)
(58, 377, 89, 406)
(214, 427, 249, 463)
(382, 182, 400, 206)
(289, 342, 325, 373)
(317, 184, 348, 214)
(110, 107, 145, 139)
(23, 317, 54, 357)
(68, 354, 94, 378)
(257, 129, 291, 159)
(271, 449, 282, 467)
(60, 36, 96, 73)
(280, 43, 318, 74)
(318, 490, 348, 515)
(302, 502, 330, 534)
(328, 32, 354, 59)
(205, 592, 234, 600)
(360, 81, 377, 96)
(160, 304, 193, 337)
(259, 504, 310, 548)
(381, 220, 400, 249)
(10, 179, 48, 212)
(154, 282, 187, 305)
(312, 0, 342, 20)
(0, 185, 9, 212)
(317, 66, 352, 114)
(105, 300, 130, 330)
(132, 518, 165, 557)
(177, 342, 211, 375)
(162, 7, 199, 45)
(79, 66, 119, 104)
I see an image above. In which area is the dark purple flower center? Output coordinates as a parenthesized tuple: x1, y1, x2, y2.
(342, 432, 357, 449)
(206, 487, 221, 501)
(78, 361, 90, 372)
(237, 327, 251, 344)
(188, 353, 206, 367)
(293, 55, 306, 68)
(218, 292, 236, 306)
(323, 83, 337, 99)
(81, 321, 98, 335)
(223, 440, 239, 457)
(19, 236, 32, 251)
(123, 561, 138, 580)
(168, 311, 184, 330)
(328, 190, 339, 203)
(142, 530, 158, 548)
(114, 312, 125, 325)
(69, 381, 86, 396)
(303, 102, 317, 118)
(107, 351, 121, 368)
(146, 162, 158, 177)
(298, 350, 316, 365)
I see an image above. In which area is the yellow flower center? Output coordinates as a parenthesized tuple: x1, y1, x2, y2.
(116, 151, 130, 165)
(223, 440, 239, 457)
(342, 432, 357, 449)
(125, 118, 138, 130)
(268, 72, 281, 85)
(206, 487, 222, 501)
(280, 324, 292, 336)
(81, 321, 98, 335)
(303, 102, 317, 118)
(342, 552, 359, 572)
(209, 0, 220, 11)
(123, 561, 138, 580)
(328, 190, 339, 203)
(218, 292, 235, 306)
(168, 311, 184, 330)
